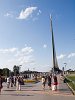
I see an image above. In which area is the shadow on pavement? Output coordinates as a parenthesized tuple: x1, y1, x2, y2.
(24, 85, 34, 87)
(19, 89, 43, 91)
(58, 88, 70, 92)
(3, 89, 43, 92)
(3, 90, 16, 91)
(1, 94, 34, 96)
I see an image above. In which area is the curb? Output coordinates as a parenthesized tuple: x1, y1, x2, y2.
(66, 83, 75, 95)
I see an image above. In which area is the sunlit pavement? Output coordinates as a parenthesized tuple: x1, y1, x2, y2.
(0, 76, 75, 100)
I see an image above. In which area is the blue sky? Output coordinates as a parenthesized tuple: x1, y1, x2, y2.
(0, 0, 75, 72)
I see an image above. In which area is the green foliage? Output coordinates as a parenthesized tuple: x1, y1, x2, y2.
(13, 65, 20, 76)
(66, 75, 75, 91)
(0, 69, 3, 75)
(67, 76, 75, 81)
(2, 68, 10, 77)
(68, 82, 75, 90)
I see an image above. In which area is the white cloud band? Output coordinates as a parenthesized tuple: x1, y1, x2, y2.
(68, 53, 75, 58)
(17, 6, 37, 19)
(57, 54, 66, 60)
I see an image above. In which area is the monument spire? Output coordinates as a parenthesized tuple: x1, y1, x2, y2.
(50, 14, 59, 73)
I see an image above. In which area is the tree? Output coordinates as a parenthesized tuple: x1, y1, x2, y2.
(13, 65, 20, 76)
(0, 69, 3, 75)
(10, 71, 14, 77)
(2, 68, 10, 77)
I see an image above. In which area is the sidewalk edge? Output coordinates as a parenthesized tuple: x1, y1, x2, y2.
(66, 83, 75, 95)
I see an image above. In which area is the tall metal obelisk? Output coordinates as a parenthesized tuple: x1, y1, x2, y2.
(50, 15, 59, 73)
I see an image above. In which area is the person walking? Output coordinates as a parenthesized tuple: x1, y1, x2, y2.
(47, 75, 52, 90)
(53, 74, 58, 91)
(18, 77, 21, 91)
(41, 76, 46, 90)
(14, 76, 17, 86)
(7, 77, 10, 88)
(16, 77, 22, 91)
(0, 75, 3, 94)
(16, 77, 19, 90)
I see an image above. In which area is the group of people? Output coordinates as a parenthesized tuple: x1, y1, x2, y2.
(0, 75, 25, 94)
(6, 76, 24, 91)
(41, 74, 58, 91)
(0, 74, 58, 94)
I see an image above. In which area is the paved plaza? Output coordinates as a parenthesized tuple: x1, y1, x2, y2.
(0, 75, 75, 100)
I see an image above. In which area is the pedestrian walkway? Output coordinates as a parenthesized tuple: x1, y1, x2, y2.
(56, 74, 72, 95)
(1, 75, 73, 96)
(0, 75, 75, 100)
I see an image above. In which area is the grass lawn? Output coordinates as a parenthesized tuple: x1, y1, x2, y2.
(66, 75, 75, 91)
(67, 75, 75, 81)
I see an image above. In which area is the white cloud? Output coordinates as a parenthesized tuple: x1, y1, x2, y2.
(4, 13, 13, 18)
(0, 46, 35, 69)
(9, 48, 18, 52)
(37, 10, 41, 16)
(21, 47, 34, 53)
(57, 54, 66, 60)
(9, 46, 34, 65)
(18, 55, 35, 65)
(68, 53, 75, 58)
(0, 48, 18, 53)
(43, 44, 47, 48)
(17, 6, 37, 19)
(15, 47, 34, 57)
(8, 59, 14, 62)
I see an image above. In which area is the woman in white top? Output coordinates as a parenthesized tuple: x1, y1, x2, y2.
(7, 77, 10, 88)
(41, 76, 46, 90)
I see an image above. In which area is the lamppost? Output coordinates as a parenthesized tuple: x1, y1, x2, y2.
(64, 63, 67, 74)
(62, 67, 64, 76)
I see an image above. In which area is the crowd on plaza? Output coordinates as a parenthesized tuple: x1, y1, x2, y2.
(6, 76, 24, 90)
(0, 75, 25, 94)
(0, 73, 58, 94)
(41, 74, 58, 91)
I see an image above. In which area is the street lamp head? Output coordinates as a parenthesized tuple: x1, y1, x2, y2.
(64, 63, 67, 65)
(19, 65, 22, 66)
